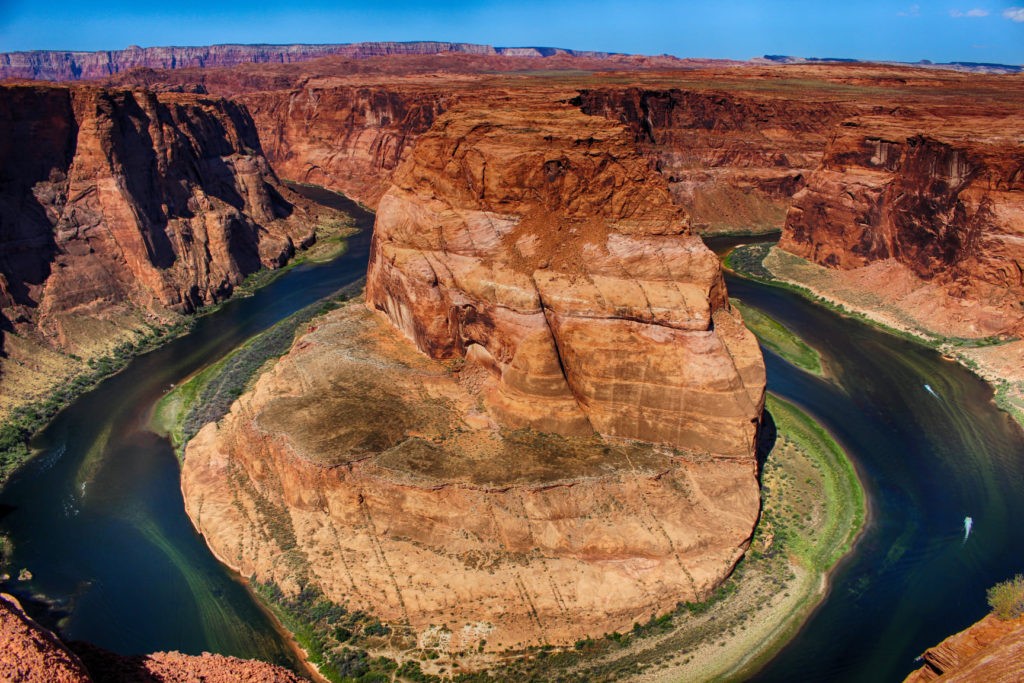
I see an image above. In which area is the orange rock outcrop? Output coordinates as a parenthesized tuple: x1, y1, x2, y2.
(0, 83, 330, 416)
(182, 302, 763, 656)
(904, 614, 1024, 682)
(366, 96, 765, 455)
(181, 93, 765, 659)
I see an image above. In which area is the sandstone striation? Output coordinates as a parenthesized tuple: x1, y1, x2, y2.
(0, 83, 329, 417)
(575, 88, 851, 233)
(182, 302, 762, 655)
(366, 98, 765, 455)
(780, 113, 1024, 336)
(904, 614, 1024, 682)
(182, 95, 765, 660)
(240, 84, 450, 207)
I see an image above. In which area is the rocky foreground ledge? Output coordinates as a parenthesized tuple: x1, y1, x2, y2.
(0, 593, 302, 682)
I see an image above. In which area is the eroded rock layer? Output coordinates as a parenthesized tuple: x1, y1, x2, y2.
(574, 88, 851, 233)
(240, 85, 450, 207)
(781, 113, 1024, 335)
(905, 614, 1024, 682)
(0, 83, 325, 415)
(182, 94, 765, 657)
(182, 303, 762, 653)
(365, 97, 765, 455)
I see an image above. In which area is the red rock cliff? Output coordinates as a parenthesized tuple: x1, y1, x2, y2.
(574, 87, 852, 232)
(780, 113, 1024, 335)
(239, 84, 449, 207)
(0, 83, 317, 415)
(366, 95, 765, 456)
(905, 613, 1024, 682)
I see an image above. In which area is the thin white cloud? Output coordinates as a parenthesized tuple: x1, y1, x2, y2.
(898, 4, 921, 16)
(950, 8, 989, 17)
(1004, 7, 1024, 21)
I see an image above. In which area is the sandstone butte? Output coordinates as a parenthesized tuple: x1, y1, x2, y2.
(0, 592, 303, 682)
(0, 83, 344, 417)
(181, 94, 767, 654)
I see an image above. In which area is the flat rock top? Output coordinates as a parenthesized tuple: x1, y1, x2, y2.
(256, 302, 680, 487)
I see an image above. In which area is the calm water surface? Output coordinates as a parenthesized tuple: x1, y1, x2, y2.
(0, 225, 1021, 681)
(708, 235, 1024, 681)
(0, 185, 373, 667)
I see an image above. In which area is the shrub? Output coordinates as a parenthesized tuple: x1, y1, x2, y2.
(987, 574, 1024, 619)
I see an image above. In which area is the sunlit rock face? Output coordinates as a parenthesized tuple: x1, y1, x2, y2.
(366, 96, 765, 456)
(182, 93, 765, 660)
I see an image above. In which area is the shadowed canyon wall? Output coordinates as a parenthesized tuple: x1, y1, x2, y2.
(0, 83, 320, 415)
(780, 113, 1024, 335)
(574, 88, 852, 232)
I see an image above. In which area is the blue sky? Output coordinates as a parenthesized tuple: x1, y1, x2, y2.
(1, 1, 1022, 64)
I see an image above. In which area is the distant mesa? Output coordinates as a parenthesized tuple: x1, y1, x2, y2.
(756, 54, 1022, 73)
(0, 41, 631, 81)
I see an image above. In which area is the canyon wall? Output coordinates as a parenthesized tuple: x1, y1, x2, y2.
(239, 85, 450, 207)
(182, 95, 765, 659)
(780, 113, 1024, 336)
(574, 88, 852, 232)
(0, 42, 622, 82)
(0, 83, 323, 416)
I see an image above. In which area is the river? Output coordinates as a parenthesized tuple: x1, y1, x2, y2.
(0, 185, 374, 667)
(0, 219, 1022, 680)
(708, 235, 1024, 681)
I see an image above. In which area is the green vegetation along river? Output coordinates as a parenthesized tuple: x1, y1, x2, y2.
(711, 235, 1024, 681)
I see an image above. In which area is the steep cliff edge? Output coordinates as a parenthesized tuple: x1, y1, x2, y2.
(182, 97, 764, 664)
(904, 614, 1024, 682)
(239, 84, 450, 207)
(780, 113, 1024, 337)
(366, 97, 765, 454)
(574, 88, 852, 233)
(0, 84, 327, 418)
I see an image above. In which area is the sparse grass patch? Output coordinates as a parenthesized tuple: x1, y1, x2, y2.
(731, 298, 824, 375)
(153, 282, 363, 458)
